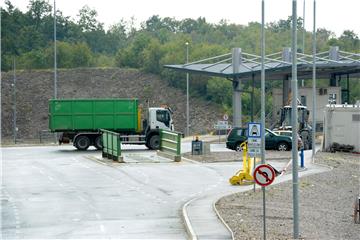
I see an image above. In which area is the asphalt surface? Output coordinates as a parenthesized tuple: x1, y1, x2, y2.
(1, 142, 324, 239)
(1, 143, 243, 239)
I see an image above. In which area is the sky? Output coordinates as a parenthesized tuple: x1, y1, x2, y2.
(2, 0, 360, 37)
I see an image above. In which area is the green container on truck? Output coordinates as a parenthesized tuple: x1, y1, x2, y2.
(49, 98, 174, 150)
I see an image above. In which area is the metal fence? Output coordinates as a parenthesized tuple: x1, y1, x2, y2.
(101, 129, 122, 161)
(159, 129, 181, 161)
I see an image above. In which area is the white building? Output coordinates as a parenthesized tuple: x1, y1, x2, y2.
(323, 104, 360, 152)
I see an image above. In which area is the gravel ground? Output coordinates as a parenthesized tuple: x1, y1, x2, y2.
(216, 152, 360, 239)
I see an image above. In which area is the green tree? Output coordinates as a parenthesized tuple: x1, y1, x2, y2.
(77, 5, 103, 32)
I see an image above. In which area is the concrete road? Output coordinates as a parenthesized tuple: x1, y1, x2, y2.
(1, 144, 252, 239)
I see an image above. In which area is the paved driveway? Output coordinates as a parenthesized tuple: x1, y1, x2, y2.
(1, 145, 247, 239)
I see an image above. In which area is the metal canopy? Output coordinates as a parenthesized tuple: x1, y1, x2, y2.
(164, 48, 360, 81)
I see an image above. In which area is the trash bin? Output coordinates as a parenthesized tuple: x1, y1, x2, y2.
(191, 140, 203, 155)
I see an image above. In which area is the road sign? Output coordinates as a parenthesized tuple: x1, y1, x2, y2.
(223, 114, 229, 121)
(248, 122, 262, 157)
(214, 120, 229, 130)
(253, 164, 275, 187)
(248, 138, 261, 148)
(248, 148, 261, 155)
(248, 122, 261, 138)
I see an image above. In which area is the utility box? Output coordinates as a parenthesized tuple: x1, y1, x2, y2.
(191, 140, 203, 155)
(323, 104, 360, 153)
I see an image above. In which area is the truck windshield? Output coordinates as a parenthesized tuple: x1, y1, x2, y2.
(283, 107, 305, 126)
(156, 110, 170, 127)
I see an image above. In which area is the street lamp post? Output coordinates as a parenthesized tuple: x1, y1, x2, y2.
(12, 57, 17, 144)
(54, 0, 57, 99)
(186, 42, 189, 136)
(54, 0, 58, 143)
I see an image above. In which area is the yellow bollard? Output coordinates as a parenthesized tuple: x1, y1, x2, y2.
(229, 141, 258, 185)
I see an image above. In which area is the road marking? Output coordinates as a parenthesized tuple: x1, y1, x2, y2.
(100, 224, 105, 233)
(77, 196, 86, 202)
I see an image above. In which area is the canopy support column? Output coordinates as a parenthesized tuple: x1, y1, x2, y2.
(232, 48, 242, 127)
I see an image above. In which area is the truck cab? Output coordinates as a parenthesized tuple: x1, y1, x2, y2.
(275, 105, 312, 149)
(141, 107, 174, 150)
(148, 107, 174, 132)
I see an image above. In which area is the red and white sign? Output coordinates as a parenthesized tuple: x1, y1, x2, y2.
(253, 164, 275, 187)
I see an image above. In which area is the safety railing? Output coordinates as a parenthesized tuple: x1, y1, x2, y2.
(100, 129, 122, 161)
(159, 129, 181, 162)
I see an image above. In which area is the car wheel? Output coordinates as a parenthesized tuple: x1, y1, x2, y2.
(235, 142, 243, 152)
(277, 142, 289, 151)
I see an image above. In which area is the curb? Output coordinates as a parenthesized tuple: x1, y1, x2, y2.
(182, 197, 199, 240)
(212, 198, 235, 240)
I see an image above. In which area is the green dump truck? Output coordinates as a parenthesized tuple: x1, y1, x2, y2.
(49, 98, 174, 150)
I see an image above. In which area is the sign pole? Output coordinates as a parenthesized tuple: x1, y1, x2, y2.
(261, 1, 266, 239)
(292, 0, 300, 238)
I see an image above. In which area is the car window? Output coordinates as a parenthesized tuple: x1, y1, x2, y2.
(237, 129, 242, 136)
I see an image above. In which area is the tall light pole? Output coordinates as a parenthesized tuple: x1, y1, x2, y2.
(54, 0, 57, 99)
(13, 57, 17, 144)
(53, 0, 58, 143)
(185, 42, 190, 136)
(260, 1, 266, 240)
(302, 0, 306, 87)
(291, 0, 300, 238)
(312, 0, 317, 159)
(303, 0, 306, 54)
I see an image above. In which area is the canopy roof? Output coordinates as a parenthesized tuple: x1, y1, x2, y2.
(164, 48, 360, 81)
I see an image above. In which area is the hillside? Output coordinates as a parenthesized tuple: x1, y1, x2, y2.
(1, 68, 222, 143)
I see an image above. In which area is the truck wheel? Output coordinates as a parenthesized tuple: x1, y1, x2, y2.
(277, 142, 289, 151)
(94, 136, 102, 150)
(148, 135, 160, 150)
(75, 135, 90, 150)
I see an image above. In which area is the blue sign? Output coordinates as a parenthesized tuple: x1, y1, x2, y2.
(248, 122, 261, 138)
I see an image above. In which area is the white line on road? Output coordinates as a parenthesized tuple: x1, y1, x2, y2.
(77, 196, 86, 202)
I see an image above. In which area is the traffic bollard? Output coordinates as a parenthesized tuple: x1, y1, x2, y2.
(299, 149, 304, 168)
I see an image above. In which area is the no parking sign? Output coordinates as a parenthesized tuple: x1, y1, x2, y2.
(253, 164, 275, 187)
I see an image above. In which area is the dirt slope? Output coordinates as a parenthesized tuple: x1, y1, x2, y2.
(1, 68, 222, 142)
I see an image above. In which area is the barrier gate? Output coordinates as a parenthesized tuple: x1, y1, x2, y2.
(159, 129, 181, 162)
(101, 129, 123, 161)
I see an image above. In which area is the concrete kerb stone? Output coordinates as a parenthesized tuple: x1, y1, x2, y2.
(157, 150, 181, 162)
(212, 198, 235, 240)
(182, 197, 200, 240)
